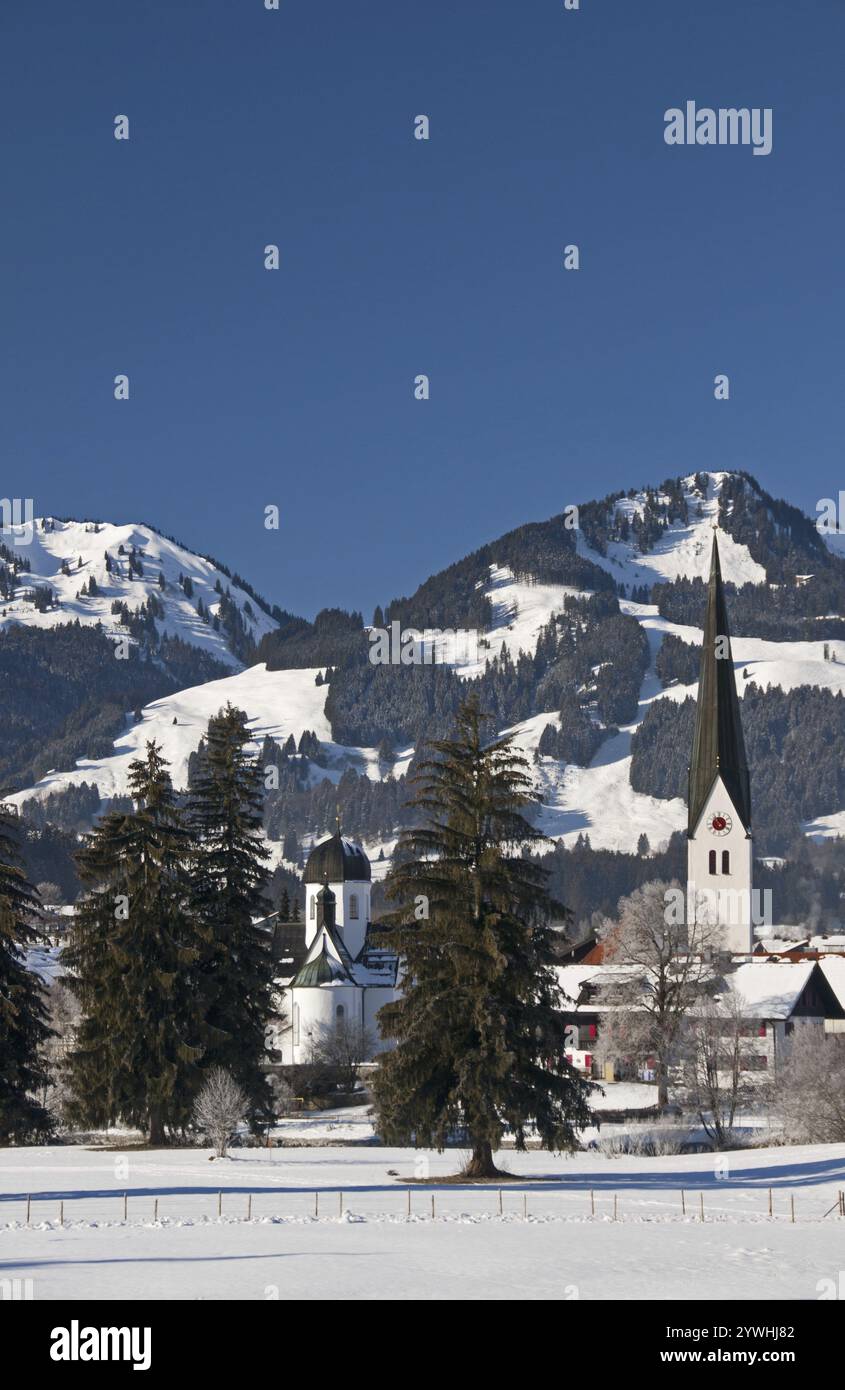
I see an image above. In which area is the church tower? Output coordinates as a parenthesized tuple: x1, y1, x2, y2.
(687, 533, 754, 954)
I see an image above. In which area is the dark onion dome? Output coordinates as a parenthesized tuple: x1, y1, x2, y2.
(303, 830, 371, 884)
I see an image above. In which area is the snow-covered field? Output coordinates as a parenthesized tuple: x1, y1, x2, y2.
(1, 1140, 843, 1301)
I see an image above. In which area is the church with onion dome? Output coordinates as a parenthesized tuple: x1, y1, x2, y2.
(271, 828, 400, 1065)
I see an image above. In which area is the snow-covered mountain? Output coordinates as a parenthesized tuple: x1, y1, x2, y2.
(450, 473, 845, 853)
(0, 517, 278, 668)
(5, 473, 845, 864)
(575, 470, 767, 590)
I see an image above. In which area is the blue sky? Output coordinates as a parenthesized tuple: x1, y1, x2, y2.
(3, 0, 844, 619)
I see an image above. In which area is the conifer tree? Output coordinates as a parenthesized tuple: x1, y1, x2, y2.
(372, 694, 593, 1178)
(278, 888, 290, 923)
(0, 807, 52, 1142)
(188, 704, 276, 1120)
(64, 743, 205, 1142)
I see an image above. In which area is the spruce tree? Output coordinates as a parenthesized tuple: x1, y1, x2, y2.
(0, 807, 52, 1142)
(64, 743, 205, 1142)
(372, 694, 594, 1178)
(188, 703, 276, 1120)
(278, 888, 290, 923)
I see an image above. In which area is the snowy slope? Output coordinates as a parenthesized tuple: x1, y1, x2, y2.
(7, 664, 374, 810)
(0, 517, 278, 668)
(400, 564, 589, 675)
(506, 623, 689, 854)
(575, 471, 767, 590)
(455, 565, 588, 676)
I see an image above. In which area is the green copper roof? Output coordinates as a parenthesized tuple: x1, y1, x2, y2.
(688, 533, 752, 836)
(290, 937, 352, 988)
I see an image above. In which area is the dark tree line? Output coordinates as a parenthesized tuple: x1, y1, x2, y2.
(0, 622, 230, 794)
(654, 575, 845, 642)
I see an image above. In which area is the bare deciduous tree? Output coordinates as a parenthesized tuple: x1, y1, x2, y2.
(269, 1071, 295, 1118)
(192, 1068, 248, 1157)
(680, 994, 757, 1149)
(596, 880, 719, 1109)
(307, 1019, 375, 1093)
(774, 1031, 845, 1144)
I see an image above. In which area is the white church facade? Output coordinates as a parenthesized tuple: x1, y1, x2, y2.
(271, 830, 399, 1066)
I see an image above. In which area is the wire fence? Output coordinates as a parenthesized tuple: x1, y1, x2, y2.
(3, 1186, 844, 1227)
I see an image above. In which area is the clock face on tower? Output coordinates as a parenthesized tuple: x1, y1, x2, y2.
(708, 812, 733, 836)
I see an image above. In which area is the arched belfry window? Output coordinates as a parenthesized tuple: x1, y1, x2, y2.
(722, 850, 730, 875)
(349, 894, 359, 920)
(310, 894, 316, 920)
(336, 1004, 345, 1020)
(708, 850, 717, 875)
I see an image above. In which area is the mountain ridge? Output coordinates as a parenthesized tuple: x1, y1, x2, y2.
(5, 470, 845, 885)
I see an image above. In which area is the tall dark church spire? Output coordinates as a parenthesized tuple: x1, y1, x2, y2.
(688, 532, 751, 836)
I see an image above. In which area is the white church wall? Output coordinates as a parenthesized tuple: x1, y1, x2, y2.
(288, 984, 361, 1064)
(304, 881, 371, 957)
(687, 775, 754, 954)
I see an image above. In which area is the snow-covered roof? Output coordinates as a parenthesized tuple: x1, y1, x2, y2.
(810, 934, 845, 951)
(723, 962, 815, 1020)
(555, 964, 602, 1005)
(555, 962, 650, 1011)
(820, 957, 845, 1010)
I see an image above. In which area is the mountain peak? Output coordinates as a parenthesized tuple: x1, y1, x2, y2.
(0, 516, 279, 668)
